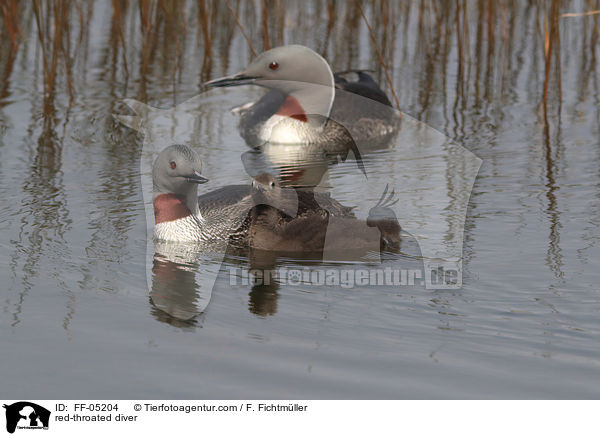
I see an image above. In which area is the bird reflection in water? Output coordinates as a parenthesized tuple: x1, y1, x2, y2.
(149, 240, 228, 325)
(151, 253, 201, 323)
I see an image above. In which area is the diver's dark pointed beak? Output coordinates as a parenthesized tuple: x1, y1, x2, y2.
(186, 172, 209, 184)
(204, 72, 258, 88)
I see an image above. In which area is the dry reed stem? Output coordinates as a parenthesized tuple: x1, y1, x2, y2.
(543, 0, 559, 109)
(262, 0, 270, 50)
(561, 10, 600, 17)
(224, 0, 257, 56)
(198, 0, 212, 54)
(1, 0, 20, 50)
(357, 3, 401, 113)
(112, 0, 129, 78)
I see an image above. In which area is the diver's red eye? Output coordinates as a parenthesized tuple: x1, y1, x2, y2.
(170, 161, 176, 169)
(269, 61, 279, 70)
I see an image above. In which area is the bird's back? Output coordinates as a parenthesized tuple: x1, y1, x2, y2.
(197, 185, 254, 241)
(197, 184, 353, 244)
(330, 72, 400, 145)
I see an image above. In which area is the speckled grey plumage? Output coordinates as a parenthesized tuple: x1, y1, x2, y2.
(197, 184, 354, 245)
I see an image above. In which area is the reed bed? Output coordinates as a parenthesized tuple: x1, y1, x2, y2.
(0, 0, 597, 131)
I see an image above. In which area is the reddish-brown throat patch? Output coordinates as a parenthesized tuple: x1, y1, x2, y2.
(275, 96, 308, 122)
(154, 193, 192, 224)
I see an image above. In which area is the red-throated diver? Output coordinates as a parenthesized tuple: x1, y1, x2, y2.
(205, 45, 400, 150)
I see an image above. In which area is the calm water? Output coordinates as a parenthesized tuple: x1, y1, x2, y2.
(1, 1, 599, 399)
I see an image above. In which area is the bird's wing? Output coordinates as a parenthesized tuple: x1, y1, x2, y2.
(197, 185, 254, 240)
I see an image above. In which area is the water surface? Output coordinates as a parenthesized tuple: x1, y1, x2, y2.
(1, 1, 599, 398)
